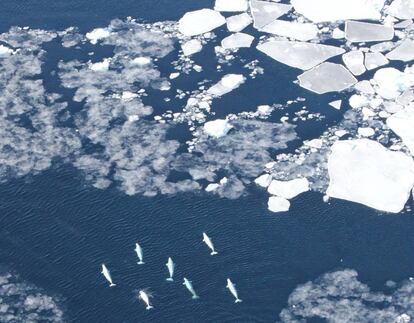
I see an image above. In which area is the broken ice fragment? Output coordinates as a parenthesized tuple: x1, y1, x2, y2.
(255, 174, 272, 188)
(257, 40, 345, 70)
(326, 139, 414, 213)
(345, 21, 394, 43)
(268, 196, 290, 213)
(207, 74, 245, 96)
(386, 39, 414, 62)
(214, 0, 248, 12)
(260, 20, 319, 41)
(329, 100, 342, 110)
(298, 62, 357, 94)
(221, 32, 254, 49)
(358, 127, 375, 137)
(204, 119, 233, 138)
(0, 44, 14, 56)
(387, 0, 414, 19)
(249, 0, 292, 29)
(387, 104, 414, 155)
(178, 9, 226, 36)
(85, 28, 111, 44)
(342, 50, 366, 76)
(364, 52, 389, 70)
(89, 58, 111, 72)
(373, 67, 414, 100)
(226, 13, 253, 32)
(267, 178, 309, 199)
(181, 39, 203, 56)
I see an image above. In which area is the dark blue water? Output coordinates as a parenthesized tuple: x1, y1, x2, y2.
(1, 1, 414, 322)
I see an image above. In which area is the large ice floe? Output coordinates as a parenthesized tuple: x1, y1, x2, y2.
(178, 9, 226, 36)
(345, 21, 394, 43)
(260, 20, 319, 42)
(250, 0, 292, 29)
(326, 139, 414, 213)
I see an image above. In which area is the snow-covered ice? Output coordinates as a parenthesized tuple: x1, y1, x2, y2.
(214, 0, 248, 12)
(342, 50, 366, 76)
(250, 0, 292, 29)
(345, 21, 394, 43)
(89, 58, 111, 72)
(358, 127, 375, 137)
(207, 74, 245, 96)
(326, 139, 414, 213)
(387, 104, 414, 155)
(178, 9, 226, 36)
(373, 67, 414, 100)
(131, 57, 151, 66)
(0, 44, 14, 56)
(298, 62, 357, 94)
(291, 0, 386, 23)
(221, 32, 254, 49)
(386, 39, 414, 62)
(257, 40, 345, 70)
(204, 119, 233, 138)
(387, 0, 414, 19)
(260, 20, 319, 41)
(268, 178, 309, 199)
(329, 100, 342, 110)
(85, 28, 111, 44)
(255, 174, 272, 188)
(226, 13, 253, 32)
(364, 52, 389, 70)
(181, 39, 203, 56)
(268, 196, 290, 213)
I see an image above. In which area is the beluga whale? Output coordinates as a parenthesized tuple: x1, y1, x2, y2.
(101, 264, 116, 287)
(202, 232, 218, 255)
(135, 242, 144, 265)
(138, 290, 153, 310)
(226, 278, 242, 303)
(166, 257, 175, 281)
(183, 278, 199, 299)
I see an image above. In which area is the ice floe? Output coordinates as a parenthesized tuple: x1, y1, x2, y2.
(207, 74, 245, 96)
(345, 21, 394, 43)
(254, 173, 272, 188)
(267, 178, 309, 199)
(0, 44, 14, 56)
(226, 12, 252, 32)
(221, 32, 254, 49)
(260, 20, 319, 41)
(85, 27, 111, 44)
(178, 9, 226, 36)
(364, 52, 389, 70)
(204, 119, 233, 138)
(298, 62, 357, 94)
(89, 58, 111, 72)
(214, 0, 248, 12)
(387, 104, 414, 155)
(268, 196, 290, 212)
(257, 40, 345, 70)
(329, 100, 342, 110)
(290, 0, 386, 23)
(373, 67, 414, 100)
(326, 139, 414, 213)
(387, 0, 414, 19)
(181, 39, 203, 56)
(386, 39, 414, 62)
(249, 0, 292, 29)
(342, 50, 366, 76)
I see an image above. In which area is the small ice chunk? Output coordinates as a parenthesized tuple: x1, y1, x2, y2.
(298, 62, 357, 94)
(169, 72, 180, 79)
(364, 52, 389, 70)
(394, 19, 413, 29)
(329, 100, 342, 110)
(386, 39, 414, 62)
(305, 139, 323, 149)
(326, 139, 414, 213)
(207, 74, 245, 96)
(387, 0, 414, 19)
(268, 196, 290, 213)
(345, 21, 394, 43)
(332, 27, 345, 39)
(358, 127, 375, 137)
(387, 105, 414, 155)
(257, 40, 345, 70)
(257, 105, 273, 115)
(178, 9, 226, 36)
(181, 39, 203, 56)
(255, 174, 272, 188)
(291, 0, 386, 23)
(335, 130, 348, 137)
(370, 41, 395, 52)
(132, 57, 151, 66)
(349, 94, 369, 109)
(121, 91, 138, 101)
(354, 80, 375, 94)
(214, 0, 248, 12)
(268, 178, 309, 199)
(89, 58, 110, 72)
(0, 45, 14, 56)
(397, 90, 414, 105)
(373, 67, 414, 100)
(261, 20, 319, 41)
(221, 32, 254, 49)
(362, 107, 375, 119)
(342, 50, 366, 76)
(206, 183, 221, 192)
(250, 0, 292, 29)
(226, 13, 253, 32)
(204, 119, 233, 138)
(86, 28, 111, 44)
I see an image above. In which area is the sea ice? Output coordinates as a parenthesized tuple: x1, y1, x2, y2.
(373, 67, 414, 100)
(0, 44, 14, 56)
(257, 40, 345, 70)
(214, 0, 248, 12)
(387, 0, 414, 19)
(290, 0, 386, 23)
(204, 119, 233, 138)
(267, 178, 309, 199)
(326, 139, 414, 213)
(250, 0, 292, 29)
(364, 52, 389, 70)
(131, 57, 151, 66)
(358, 127, 375, 137)
(178, 9, 226, 36)
(345, 21, 394, 43)
(260, 20, 319, 41)
(181, 39, 203, 56)
(89, 58, 110, 72)
(207, 74, 245, 96)
(254, 174, 272, 188)
(226, 13, 253, 32)
(206, 183, 221, 192)
(387, 104, 414, 155)
(386, 39, 414, 62)
(221, 32, 254, 49)
(329, 100, 342, 110)
(85, 28, 111, 44)
(342, 50, 366, 76)
(268, 196, 290, 213)
(298, 62, 357, 94)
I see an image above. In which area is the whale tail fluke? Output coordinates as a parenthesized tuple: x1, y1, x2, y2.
(166, 277, 174, 282)
(235, 299, 242, 303)
(109, 283, 116, 287)
(211, 251, 218, 256)
(192, 295, 200, 300)
(137, 261, 145, 265)
(146, 305, 153, 310)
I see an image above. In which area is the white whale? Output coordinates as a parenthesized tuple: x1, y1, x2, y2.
(183, 278, 199, 299)
(202, 232, 218, 255)
(166, 257, 175, 281)
(138, 290, 153, 310)
(135, 242, 144, 265)
(226, 278, 242, 303)
(101, 264, 116, 287)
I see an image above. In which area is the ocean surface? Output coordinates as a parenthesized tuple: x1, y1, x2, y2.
(1, 1, 414, 322)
